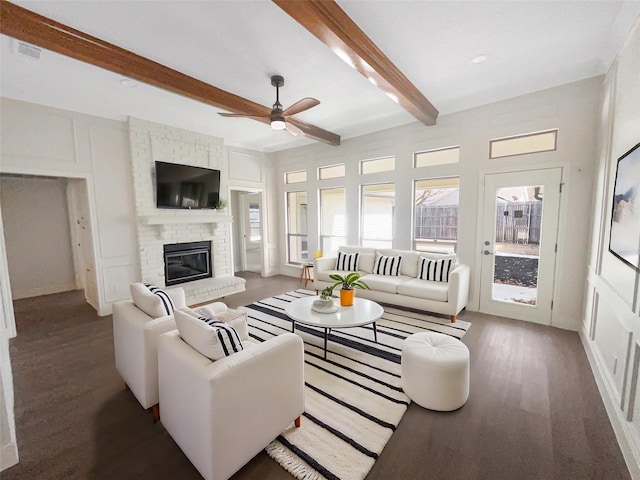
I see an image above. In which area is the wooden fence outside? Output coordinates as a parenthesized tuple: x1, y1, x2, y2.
(415, 201, 542, 244)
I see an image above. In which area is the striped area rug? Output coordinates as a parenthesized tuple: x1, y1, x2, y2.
(243, 289, 470, 480)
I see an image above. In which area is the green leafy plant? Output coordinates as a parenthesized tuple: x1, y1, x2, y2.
(215, 199, 227, 209)
(320, 286, 334, 300)
(329, 272, 370, 291)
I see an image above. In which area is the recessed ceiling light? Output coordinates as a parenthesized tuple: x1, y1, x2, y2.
(120, 78, 138, 88)
(471, 54, 489, 65)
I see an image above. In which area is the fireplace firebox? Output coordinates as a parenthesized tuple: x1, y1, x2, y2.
(163, 241, 212, 286)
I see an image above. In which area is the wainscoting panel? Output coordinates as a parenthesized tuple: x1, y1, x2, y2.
(594, 295, 633, 404)
(101, 263, 138, 305)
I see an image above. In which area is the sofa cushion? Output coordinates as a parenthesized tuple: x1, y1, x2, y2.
(361, 274, 413, 293)
(174, 310, 244, 361)
(397, 278, 449, 302)
(336, 251, 360, 271)
(181, 305, 250, 341)
(337, 246, 376, 273)
(378, 249, 420, 277)
(418, 257, 454, 282)
(130, 283, 175, 318)
(373, 254, 402, 276)
(420, 252, 457, 264)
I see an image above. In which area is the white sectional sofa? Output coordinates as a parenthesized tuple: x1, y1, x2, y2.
(312, 246, 470, 322)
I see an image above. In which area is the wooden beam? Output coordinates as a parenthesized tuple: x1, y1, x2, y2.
(0, 0, 341, 146)
(273, 0, 438, 127)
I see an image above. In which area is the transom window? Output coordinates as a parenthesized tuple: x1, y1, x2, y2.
(414, 146, 460, 167)
(319, 164, 345, 180)
(285, 170, 307, 184)
(490, 129, 557, 159)
(360, 156, 395, 174)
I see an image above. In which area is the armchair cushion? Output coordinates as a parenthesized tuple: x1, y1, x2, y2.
(174, 310, 244, 360)
(130, 283, 175, 318)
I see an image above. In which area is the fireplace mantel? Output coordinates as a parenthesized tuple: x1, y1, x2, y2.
(141, 214, 232, 239)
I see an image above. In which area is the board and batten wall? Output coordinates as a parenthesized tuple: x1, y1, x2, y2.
(0, 98, 138, 316)
(582, 19, 640, 479)
(1, 176, 76, 299)
(275, 75, 601, 332)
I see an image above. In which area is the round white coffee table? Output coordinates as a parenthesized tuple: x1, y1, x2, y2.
(285, 296, 384, 359)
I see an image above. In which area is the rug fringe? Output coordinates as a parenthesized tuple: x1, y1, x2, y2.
(266, 440, 326, 480)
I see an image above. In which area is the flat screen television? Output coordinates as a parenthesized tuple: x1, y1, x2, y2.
(155, 161, 221, 209)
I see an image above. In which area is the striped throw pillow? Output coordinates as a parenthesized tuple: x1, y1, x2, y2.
(418, 257, 453, 282)
(336, 251, 360, 271)
(373, 254, 402, 276)
(198, 317, 244, 357)
(144, 283, 175, 315)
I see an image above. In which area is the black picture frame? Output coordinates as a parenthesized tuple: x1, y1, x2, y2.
(609, 142, 640, 271)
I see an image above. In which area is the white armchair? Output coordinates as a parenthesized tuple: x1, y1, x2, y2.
(158, 330, 305, 480)
(112, 284, 232, 420)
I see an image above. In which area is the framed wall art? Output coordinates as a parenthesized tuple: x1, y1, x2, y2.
(609, 142, 640, 271)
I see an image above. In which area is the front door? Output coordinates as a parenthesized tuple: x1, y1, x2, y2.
(479, 168, 562, 325)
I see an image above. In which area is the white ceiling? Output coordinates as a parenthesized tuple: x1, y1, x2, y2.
(1, 1, 639, 152)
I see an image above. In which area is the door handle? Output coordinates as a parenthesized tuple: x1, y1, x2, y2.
(483, 250, 493, 255)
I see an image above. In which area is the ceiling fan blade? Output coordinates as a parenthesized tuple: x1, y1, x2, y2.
(218, 112, 268, 119)
(284, 121, 304, 136)
(282, 97, 320, 117)
(287, 118, 340, 146)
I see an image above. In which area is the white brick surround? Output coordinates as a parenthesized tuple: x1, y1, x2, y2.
(128, 118, 244, 304)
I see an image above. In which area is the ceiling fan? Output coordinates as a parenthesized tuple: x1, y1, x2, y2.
(218, 75, 320, 137)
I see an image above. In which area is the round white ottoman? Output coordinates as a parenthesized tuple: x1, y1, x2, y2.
(401, 332, 470, 411)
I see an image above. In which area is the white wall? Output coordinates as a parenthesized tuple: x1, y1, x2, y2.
(276, 76, 602, 331)
(1, 176, 76, 299)
(581, 18, 640, 479)
(0, 98, 138, 315)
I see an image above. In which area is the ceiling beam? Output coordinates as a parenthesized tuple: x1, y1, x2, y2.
(273, 0, 439, 127)
(0, 0, 341, 146)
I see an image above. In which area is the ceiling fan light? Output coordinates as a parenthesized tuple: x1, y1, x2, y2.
(271, 118, 286, 130)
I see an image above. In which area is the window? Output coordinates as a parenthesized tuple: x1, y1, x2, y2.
(319, 164, 345, 180)
(489, 129, 557, 159)
(249, 202, 261, 241)
(360, 156, 395, 174)
(319, 188, 346, 257)
(286, 191, 308, 264)
(414, 146, 460, 167)
(414, 177, 459, 252)
(361, 183, 395, 248)
(285, 170, 307, 184)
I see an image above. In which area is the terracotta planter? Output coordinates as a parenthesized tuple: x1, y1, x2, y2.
(340, 288, 355, 307)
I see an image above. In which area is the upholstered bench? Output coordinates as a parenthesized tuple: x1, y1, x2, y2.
(401, 332, 470, 411)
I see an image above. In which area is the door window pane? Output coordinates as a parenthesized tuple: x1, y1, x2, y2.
(492, 185, 543, 305)
(286, 191, 308, 264)
(320, 188, 346, 257)
(361, 183, 394, 249)
(414, 178, 459, 252)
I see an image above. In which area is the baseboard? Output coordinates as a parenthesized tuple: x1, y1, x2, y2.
(580, 325, 640, 480)
(0, 442, 18, 472)
(11, 282, 77, 300)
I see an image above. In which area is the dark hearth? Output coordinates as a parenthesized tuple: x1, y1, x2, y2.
(163, 241, 212, 286)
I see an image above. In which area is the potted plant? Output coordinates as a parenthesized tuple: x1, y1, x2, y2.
(313, 286, 336, 310)
(329, 272, 370, 307)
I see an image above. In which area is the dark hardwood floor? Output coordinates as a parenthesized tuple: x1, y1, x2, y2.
(4, 272, 630, 479)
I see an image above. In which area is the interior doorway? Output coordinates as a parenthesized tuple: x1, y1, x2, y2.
(479, 168, 562, 325)
(230, 189, 264, 275)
